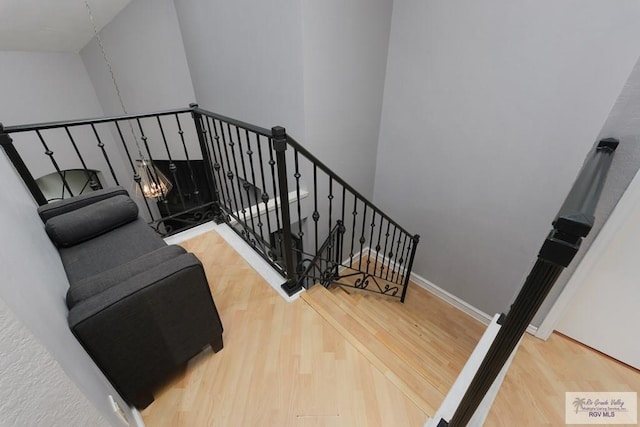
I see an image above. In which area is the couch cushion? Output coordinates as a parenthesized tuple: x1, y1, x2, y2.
(59, 217, 167, 283)
(45, 195, 138, 247)
(66, 245, 187, 308)
(37, 186, 129, 223)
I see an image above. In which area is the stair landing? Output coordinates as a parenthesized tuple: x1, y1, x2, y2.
(301, 282, 486, 416)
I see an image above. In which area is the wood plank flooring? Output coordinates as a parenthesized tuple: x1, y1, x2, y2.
(141, 230, 427, 426)
(142, 230, 640, 426)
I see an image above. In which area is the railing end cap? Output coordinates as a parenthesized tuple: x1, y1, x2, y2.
(598, 137, 619, 152)
(272, 126, 286, 138)
(189, 103, 199, 109)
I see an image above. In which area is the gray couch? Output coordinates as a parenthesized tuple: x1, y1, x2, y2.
(38, 187, 223, 408)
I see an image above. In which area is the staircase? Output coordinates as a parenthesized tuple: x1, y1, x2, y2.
(302, 279, 486, 417)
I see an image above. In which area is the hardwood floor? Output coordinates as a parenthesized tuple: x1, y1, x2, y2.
(142, 230, 426, 426)
(142, 230, 640, 426)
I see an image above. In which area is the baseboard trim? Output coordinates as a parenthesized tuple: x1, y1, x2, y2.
(357, 246, 538, 335)
(130, 407, 145, 427)
(409, 272, 537, 335)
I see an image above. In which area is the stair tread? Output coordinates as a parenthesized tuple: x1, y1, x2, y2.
(302, 286, 444, 416)
(326, 286, 464, 393)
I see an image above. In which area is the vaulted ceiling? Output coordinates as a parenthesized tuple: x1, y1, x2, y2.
(0, 0, 132, 52)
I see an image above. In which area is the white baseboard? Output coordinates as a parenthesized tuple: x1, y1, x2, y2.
(359, 246, 538, 335)
(214, 223, 303, 303)
(409, 272, 538, 335)
(130, 407, 145, 427)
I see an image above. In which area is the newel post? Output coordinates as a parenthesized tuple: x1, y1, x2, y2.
(272, 126, 301, 296)
(0, 123, 47, 206)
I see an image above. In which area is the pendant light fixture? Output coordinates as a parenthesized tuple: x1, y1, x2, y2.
(84, 1, 172, 200)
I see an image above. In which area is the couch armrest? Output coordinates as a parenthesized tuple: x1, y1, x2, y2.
(66, 245, 187, 308)
(68, 253, 223, 406)
(37, 186, 129, 223)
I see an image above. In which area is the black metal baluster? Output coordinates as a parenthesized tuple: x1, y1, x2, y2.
(89, 124, 119, 186)
(400, 235, 420, 303)
(113, 121, 153, 218)
(64, 127, 100, 191)
(398, 234, 412, 284)
(312, 165, 319, 256)
(211, 119, 233, 212)
(294, 150, 303, 241)
(205, 117, 227, 216)
(156, 117, 185, 210)
(358, 204, 368, 271)
(135, 119, 166, 201)
(191, 105, 220, 219)
(218, 120, 241, 215)
(339, 186, 346, 265)
(350, 195, 358, 268)
(268, 138, 281, 233)
(174, 114, 201, 203)
(381, 220, 392, 278)
(246, 131, 263, 242)
(366, 211, 377, 274)
(256, 134, 274, 244)
(238, 128, 257, 241)
(0, 126, 47, 205)
(328, 176, 334, 234)
(226, 123, 249, 226)
(373, 216, 384, 277)
(389, 227, 402, 281)
(392, 233, 409, 283)
(34, 130, 74, 198)
(336, 219, 345, 267)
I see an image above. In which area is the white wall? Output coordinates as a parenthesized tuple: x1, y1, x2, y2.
(375, 0, 640, 324)
(301, 0, 393, 199)
(174, 0, 306, 139)
(0, 51, 136, 426)
(0, 299, 109, 427)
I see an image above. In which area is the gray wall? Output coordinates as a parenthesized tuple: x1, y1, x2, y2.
(301, 0, 393, 199)
(534, 56, 640, 325)
(375, 0, 640, 325)
(81, 0, 196, 116)
(81, 0, 200, 165)
(174, 0, 306, 139)
(0, 51, 136, 426)
(0, 298, 109, 427)
(0, 51, 128, 185)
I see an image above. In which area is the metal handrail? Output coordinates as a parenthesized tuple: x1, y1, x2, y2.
(286, 134, 413, 237)
(445, 138, 619, 427)
(3, 107, 193, 134)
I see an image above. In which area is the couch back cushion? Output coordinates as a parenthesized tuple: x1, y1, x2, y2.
(45, 195, 139, 247)
(66, 245, 187, 308)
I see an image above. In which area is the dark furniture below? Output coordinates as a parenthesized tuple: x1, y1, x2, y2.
(38, 187, 223, 408)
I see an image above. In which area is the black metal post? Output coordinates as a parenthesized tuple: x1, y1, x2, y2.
(443, 139, 618, 427)
(400, 234, 420, 303)
(273, 126, 302, 296)
(191, 103, 224, 223)
(0, 124, 47, 205)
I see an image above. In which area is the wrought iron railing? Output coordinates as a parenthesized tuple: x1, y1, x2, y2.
(440, 138, 619, 427)
(1, 104, 419, 301)
(0, 107, 220, 236)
